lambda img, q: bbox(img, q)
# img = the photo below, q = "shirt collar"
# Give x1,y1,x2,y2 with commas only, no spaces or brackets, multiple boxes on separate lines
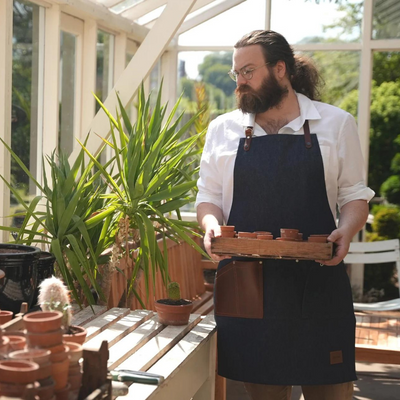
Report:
240,92,321,132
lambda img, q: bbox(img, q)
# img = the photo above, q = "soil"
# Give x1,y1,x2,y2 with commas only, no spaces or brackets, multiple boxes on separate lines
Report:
157,299,192,306
65,325,82,335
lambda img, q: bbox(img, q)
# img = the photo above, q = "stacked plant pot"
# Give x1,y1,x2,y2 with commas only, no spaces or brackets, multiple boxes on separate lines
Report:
64,341,82,400
23,311,70,400
0,358,40,398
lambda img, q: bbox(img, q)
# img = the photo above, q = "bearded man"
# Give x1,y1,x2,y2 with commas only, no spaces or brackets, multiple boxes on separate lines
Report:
196,30,374,400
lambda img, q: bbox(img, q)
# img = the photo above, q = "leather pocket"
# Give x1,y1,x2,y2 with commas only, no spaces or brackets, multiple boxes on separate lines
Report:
215,260,263,319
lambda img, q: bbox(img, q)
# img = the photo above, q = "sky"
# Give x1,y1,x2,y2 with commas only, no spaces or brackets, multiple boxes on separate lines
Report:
177,0,361,79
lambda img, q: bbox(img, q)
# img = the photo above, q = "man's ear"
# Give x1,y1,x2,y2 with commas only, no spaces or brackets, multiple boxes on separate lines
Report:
274,60,287,80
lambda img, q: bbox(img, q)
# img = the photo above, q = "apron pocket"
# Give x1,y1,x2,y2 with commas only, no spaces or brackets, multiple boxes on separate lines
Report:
302,263,354,319
215,260,263,319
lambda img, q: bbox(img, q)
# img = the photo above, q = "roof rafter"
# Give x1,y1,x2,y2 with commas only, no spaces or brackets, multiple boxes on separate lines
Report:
177,0,246,34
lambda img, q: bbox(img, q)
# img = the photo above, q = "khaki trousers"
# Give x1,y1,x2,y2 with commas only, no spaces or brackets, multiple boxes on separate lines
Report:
244,382,354,400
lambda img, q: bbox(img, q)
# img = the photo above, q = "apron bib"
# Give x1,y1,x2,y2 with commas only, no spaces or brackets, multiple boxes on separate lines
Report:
214,121,357,385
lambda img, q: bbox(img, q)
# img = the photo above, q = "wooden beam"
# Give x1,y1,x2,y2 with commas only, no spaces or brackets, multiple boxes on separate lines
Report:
68,0,197,162
177,0,246,34
121,0,167,19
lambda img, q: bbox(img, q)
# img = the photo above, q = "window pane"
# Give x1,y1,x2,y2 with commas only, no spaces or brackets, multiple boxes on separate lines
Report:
12,0,41,226
373,0,400,39
59,31,76,157
271,0,363,44
300,51,361,109
178,0,265,47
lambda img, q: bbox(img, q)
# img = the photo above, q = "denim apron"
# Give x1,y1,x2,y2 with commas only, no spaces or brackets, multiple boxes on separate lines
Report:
214,120,357,385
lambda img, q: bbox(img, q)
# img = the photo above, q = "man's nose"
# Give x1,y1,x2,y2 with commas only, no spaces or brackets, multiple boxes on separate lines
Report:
236,74,247,86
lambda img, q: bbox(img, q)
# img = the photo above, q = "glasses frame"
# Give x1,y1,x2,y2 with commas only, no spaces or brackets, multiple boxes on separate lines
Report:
228,62,270,82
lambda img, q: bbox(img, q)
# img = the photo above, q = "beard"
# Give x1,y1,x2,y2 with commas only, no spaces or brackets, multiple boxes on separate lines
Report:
236,72,289,114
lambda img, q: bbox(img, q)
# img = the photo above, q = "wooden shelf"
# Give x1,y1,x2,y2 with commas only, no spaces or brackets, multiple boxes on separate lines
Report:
211,237,333,261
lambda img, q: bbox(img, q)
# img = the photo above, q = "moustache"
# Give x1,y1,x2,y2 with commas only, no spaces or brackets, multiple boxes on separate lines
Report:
235,85,254,94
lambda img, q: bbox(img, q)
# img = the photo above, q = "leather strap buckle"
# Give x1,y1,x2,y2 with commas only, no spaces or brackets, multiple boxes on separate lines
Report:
244,127,253,151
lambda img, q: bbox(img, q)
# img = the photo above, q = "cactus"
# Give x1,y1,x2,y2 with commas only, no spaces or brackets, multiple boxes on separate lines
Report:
38,276,72,329
167,282,181,301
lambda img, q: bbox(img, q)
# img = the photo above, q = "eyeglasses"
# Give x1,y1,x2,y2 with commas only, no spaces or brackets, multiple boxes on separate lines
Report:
228,62,270,82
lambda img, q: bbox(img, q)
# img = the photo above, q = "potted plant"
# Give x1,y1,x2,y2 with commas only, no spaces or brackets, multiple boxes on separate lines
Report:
0,142,115,307
38,276,87,345
154,281,193,325
78,82,208,307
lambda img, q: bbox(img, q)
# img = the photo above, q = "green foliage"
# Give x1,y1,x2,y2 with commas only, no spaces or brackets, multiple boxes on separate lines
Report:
0,139,114,307
371,207,400,239
380,175,400,205
82,83,208,304
167,282,181,301
340,80,400,194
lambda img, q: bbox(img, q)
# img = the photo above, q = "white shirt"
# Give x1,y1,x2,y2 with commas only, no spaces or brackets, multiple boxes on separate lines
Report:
195,92,375,224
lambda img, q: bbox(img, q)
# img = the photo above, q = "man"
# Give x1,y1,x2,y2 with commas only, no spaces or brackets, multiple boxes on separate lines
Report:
195,30,375,400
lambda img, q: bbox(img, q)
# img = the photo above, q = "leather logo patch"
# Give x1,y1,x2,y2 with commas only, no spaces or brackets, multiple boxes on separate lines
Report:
330,350,343,365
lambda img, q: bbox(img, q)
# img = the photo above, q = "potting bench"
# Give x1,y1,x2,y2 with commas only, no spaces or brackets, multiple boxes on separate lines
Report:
74,305,217,400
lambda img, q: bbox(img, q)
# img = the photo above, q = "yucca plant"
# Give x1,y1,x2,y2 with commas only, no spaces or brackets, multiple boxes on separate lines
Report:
79,82,207,307
0,140,115,306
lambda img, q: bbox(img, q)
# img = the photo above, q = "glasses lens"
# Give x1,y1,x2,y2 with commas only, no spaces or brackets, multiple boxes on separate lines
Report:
228,71,237,82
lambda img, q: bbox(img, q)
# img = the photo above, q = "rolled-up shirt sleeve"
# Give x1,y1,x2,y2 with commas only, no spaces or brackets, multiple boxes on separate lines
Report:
337,113,375,210
195,121,223,210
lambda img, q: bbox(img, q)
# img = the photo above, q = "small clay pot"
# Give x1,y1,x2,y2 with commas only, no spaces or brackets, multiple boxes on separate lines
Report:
68,364,80,376
254,231,271,235
9,349,52,381
3,335,27,351
220,231,235,238
63,326,87,345
49,345,69,363
23,311,63,334
63,342,82,364
0,310,13,325
257,234,273,240
0,381,40,397
68,371,82,391
0,359,39,384
26,329,63,348
297,233,303,241
237,232,257,239
54,382,70,400
280,228,299,239
37,377,55,400
154,300,193,326
220,226,235,232
276,237,297,242
51,358,70,390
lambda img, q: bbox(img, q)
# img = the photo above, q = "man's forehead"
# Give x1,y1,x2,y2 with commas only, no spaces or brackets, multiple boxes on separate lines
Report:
233,45,264,67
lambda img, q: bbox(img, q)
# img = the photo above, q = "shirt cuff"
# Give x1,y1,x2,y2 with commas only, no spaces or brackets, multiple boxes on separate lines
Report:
337,183,375,211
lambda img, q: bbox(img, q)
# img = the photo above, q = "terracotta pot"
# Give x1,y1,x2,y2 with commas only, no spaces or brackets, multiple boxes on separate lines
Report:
51,358,70,390
26,329,63,348
3,335,27,351
9,349,51,380
0,359,39,384
54,382,70,400
220,226,235,232
155,300,193,326
220,231,235,238
254,231,271,235
0,310,13,325
62,326,87,345
237,232,257,239
68,364,80,376
0,381,39,397
297,233,303,241
63,342,82,364
49,345,69,363
276,237,297,241
68,371,82,391
23,311,63,333
280,228,299,239
37,377,55,400
257,234,273,240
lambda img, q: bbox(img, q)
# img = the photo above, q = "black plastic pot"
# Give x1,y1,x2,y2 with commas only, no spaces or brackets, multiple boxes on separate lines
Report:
0,244,40,314
31,251,56,308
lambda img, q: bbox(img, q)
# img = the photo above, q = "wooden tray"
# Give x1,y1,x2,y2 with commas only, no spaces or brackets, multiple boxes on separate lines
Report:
211,237,333,261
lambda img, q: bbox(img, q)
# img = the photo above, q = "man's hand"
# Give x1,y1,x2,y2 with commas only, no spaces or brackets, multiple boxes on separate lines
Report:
315,228,351,266
204,224,231,262
315,200,369,266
